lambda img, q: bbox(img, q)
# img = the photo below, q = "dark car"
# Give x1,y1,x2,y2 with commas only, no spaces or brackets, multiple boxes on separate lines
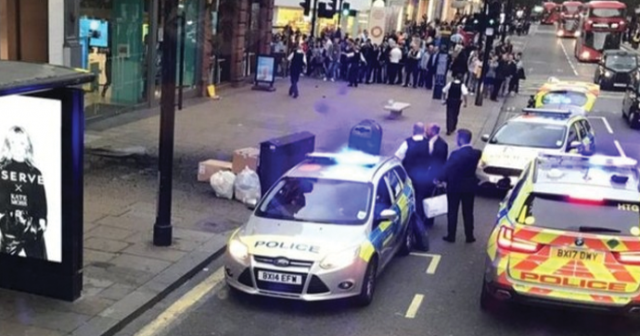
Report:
622,73,640,129
594,51,639,90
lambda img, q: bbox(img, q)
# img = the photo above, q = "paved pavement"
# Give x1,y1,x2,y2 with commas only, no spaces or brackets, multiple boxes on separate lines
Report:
108,25,640,336
1,56,504,336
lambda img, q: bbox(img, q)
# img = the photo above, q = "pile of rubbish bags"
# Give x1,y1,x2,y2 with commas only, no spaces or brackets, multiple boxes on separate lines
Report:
209,167,260,204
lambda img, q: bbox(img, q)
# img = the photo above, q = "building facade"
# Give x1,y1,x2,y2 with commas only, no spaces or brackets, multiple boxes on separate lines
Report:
1,0,275,120
273,0,373,37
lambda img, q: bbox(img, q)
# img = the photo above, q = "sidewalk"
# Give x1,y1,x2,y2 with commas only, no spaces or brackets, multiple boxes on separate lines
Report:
0,78,505,336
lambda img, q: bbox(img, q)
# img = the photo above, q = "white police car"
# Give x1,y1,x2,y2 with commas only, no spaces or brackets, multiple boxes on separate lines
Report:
225,150,417,306
477,106,596,189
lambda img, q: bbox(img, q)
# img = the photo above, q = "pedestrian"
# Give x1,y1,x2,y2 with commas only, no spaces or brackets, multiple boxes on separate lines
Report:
395,123,430,226
441,73,469,135
425,46,438,90
423,123,448,227
347,44,366,87
436,129,482,243
287,43,306,98
388,40,402,85
403,43,421,87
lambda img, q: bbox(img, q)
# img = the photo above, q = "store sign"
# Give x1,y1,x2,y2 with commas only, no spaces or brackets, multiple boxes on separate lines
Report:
368,7,387,45
255,55,276,84
0,95,62,263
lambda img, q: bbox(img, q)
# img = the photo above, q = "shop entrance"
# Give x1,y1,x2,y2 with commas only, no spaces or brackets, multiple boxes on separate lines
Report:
0,0,49,62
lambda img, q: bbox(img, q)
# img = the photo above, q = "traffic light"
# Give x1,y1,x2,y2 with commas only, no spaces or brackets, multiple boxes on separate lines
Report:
318,3,335,19
300,0,311,16
342,2,350,16
487,0,501,28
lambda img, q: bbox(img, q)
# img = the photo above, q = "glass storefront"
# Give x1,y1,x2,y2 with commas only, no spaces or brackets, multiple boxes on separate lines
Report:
273,7,362,37
80,0,202,120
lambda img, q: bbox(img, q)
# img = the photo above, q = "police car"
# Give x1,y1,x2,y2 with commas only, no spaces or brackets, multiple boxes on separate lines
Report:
482,153,640,314
225,150,416,306
477,106,596,189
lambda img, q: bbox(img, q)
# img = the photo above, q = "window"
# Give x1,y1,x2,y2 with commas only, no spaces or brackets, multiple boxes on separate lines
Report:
567,124,578,142
373,178,393,227
574,121,588,139
584,31,622,51
255,177,373,225
589,8,625,18
579,120,592,134
490,122,567,149
518,194,640,236
386,170,403,199
604,55,638,71
393,166,408,184
541,91,588,106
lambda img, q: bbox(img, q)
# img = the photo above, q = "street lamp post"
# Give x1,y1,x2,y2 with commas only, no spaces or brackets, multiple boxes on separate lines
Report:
154,0,179,246
501,0,513,43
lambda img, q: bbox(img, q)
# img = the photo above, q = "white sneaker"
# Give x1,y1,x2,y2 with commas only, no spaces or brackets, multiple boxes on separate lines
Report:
331,78,335,82
323,77,327,81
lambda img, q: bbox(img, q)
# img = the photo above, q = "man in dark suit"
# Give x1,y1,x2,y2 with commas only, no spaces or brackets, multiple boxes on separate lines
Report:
423,123,448,226
437,129,481,243
425,46,439,90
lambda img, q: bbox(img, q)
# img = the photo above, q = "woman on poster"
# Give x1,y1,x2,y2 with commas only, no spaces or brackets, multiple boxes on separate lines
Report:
0,126,48,260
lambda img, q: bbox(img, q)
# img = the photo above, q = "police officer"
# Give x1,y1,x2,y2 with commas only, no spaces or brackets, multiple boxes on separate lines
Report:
442,73,469,135
287,43,307,98
347,43,367,87
395,122,431,225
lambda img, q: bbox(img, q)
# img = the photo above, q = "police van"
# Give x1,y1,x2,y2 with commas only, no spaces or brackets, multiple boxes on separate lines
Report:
224,150,417,306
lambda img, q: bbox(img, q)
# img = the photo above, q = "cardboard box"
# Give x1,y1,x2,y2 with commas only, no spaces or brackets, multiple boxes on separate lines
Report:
198,159,232,182
232,147,260,174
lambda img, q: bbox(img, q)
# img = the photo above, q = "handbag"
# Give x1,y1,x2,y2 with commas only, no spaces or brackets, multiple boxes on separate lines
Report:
423,186,448,219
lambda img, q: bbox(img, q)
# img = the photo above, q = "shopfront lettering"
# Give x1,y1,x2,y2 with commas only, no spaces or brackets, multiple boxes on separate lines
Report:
1,170,44,185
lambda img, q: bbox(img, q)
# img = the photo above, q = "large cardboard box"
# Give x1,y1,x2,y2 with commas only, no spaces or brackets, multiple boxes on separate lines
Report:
232,147,260,174
198,159,232,182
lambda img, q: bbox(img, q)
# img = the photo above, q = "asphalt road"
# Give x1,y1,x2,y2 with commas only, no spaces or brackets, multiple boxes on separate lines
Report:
116,26,640,336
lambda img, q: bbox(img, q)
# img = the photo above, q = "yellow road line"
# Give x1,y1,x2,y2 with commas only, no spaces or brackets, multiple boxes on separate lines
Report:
134,267,225,336
410,253,441,274
404,294,424,319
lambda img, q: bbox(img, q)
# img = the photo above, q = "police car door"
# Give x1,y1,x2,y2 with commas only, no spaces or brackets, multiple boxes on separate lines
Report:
565,122,580,153
372,173,398,266
386,169,407,251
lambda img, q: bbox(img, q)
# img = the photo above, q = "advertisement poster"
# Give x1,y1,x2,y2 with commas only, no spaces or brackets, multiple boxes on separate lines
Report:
0,95,62,263
255,56,275,83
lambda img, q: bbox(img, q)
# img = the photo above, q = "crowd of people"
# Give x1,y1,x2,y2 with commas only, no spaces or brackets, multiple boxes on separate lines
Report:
273,15,527,102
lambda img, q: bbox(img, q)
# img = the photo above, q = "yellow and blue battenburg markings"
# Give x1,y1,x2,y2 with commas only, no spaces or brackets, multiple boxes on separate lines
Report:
361,181,414,261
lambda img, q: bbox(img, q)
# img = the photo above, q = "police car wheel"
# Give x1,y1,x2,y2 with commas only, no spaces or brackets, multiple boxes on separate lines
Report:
629,112,640,129
480,280,501,312
355,259,378,307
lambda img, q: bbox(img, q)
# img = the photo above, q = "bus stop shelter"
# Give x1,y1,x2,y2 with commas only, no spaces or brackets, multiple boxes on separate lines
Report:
0,61,94,301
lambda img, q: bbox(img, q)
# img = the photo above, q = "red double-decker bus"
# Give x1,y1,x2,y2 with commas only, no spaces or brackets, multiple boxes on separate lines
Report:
557,1,583,37
541,2,560,25
575,1,627,62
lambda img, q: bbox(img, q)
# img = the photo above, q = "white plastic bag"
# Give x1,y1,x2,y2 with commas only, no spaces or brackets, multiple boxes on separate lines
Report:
210,170,236,199
234,167,261,203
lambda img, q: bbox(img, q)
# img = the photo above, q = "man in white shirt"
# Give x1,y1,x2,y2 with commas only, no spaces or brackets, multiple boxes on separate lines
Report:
442,74,469,135
388,40,403,85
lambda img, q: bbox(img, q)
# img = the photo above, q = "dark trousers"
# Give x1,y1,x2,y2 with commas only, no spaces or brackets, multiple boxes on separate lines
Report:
491,78,504,100
446,191,475,240
289,72,300,97
509,77,520,93
373,66,383,83
404,64,419,87
387,63,399,84
446,100,462,134
425,70,434,89
348,65,360,87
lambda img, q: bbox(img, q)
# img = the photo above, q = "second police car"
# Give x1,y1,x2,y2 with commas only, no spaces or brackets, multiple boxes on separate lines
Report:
482,153,640,314
527,77,600,112
477,106,596,189
225,150,416,306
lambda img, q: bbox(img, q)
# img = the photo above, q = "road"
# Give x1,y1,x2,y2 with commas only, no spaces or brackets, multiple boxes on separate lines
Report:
115,25,640,336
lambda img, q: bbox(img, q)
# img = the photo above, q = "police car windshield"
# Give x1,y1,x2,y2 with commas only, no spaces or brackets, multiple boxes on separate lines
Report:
490,122,566,149
255,177,373,225
541,91,588,106
605,55,638,70
518,193,640,236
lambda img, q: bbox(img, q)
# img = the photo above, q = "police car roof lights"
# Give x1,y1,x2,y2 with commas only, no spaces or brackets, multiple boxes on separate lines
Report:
522,107,577,118
305,151,381,167
537,153,638,169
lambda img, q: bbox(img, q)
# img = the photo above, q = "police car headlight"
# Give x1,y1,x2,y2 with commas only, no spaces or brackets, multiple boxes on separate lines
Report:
320,247,360,270
228,240,249,263
604,71,612,78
